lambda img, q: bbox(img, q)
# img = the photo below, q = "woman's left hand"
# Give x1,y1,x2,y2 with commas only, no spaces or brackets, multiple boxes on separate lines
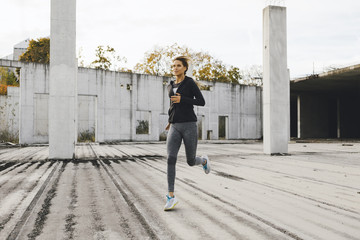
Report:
170,93,181,104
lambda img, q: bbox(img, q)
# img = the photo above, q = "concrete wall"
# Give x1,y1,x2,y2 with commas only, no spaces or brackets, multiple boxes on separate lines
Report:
0,60,263,144
198,83,262,140
0,87,19,140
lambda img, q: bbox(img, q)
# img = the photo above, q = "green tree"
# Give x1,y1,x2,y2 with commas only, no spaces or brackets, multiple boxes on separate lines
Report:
90,45,128,71
19,37,50,64
227,66,242,84
134,43,242,84
0,67,18,86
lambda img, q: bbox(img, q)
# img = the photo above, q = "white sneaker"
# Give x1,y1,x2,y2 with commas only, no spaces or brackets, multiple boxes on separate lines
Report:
202,155,211,174
164,195,178,211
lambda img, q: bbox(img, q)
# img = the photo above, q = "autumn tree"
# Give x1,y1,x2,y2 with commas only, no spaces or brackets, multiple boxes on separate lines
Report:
90,45,128,71
134,43,191,76
134,43,243,84
19,37,50,64
0,67,19,95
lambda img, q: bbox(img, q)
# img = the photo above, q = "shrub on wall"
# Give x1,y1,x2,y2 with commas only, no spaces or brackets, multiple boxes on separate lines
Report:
0,129,19,143
77,129,95,142
136,120,149,134
0,84,7,95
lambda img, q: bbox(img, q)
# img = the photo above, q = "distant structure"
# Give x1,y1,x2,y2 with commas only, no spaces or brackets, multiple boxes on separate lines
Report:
13,39,30,61
290,64,360,139
1,39,30,61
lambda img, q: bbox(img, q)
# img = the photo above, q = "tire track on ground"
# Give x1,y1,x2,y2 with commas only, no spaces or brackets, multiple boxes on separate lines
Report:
139,159,304,240
26,161,67,240
2,147,40,162
156,158,360,239
176,156,360,217
0,162,39,190
0,162,27,174
6,161,61,240
89,144,161,240
83,162,106,239
209,161,360,216
0,148,19,157
222,158,359,190
94,162,145,239
64,162,79,240
135,158,293,240
98,159,161,240
106,159,210,239
0,162,55,233
114,159,259,240
209,154,359,185
0,162,32,188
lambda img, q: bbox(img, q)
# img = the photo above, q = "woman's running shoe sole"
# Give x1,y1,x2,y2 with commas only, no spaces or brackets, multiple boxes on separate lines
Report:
164,195,178,211
202,155,211,174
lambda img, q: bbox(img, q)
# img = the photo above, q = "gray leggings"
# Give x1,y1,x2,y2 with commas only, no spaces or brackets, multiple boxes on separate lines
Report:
167,122,204,192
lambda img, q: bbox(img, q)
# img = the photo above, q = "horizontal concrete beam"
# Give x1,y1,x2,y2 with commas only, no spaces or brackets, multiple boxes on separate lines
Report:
0,59,22,68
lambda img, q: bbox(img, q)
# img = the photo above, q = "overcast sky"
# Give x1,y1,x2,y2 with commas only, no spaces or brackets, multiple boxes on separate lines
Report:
1,0,360,78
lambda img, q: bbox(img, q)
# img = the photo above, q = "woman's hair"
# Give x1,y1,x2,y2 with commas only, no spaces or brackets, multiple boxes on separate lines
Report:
172,55,204,88
173,56,190,75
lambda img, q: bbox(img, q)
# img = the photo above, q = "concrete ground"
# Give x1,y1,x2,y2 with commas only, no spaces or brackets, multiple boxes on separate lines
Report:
0,141,359,240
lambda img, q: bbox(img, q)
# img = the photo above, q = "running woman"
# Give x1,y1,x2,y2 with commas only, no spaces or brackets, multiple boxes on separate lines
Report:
164,56,211,211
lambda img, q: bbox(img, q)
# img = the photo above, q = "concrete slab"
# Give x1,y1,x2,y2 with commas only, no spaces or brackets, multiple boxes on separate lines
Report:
0,141,359,239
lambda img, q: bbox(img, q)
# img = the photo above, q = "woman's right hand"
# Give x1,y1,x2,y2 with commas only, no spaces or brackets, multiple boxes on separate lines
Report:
165,123,170,131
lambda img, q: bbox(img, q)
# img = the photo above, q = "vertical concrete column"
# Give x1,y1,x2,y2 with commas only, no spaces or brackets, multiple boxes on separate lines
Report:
130,74,138,141
337,97,341,138
297,95,301,138
263,6,289,154
49,0,77,159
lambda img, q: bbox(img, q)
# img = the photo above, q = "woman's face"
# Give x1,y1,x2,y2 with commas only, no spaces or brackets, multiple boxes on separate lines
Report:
172,60,187,77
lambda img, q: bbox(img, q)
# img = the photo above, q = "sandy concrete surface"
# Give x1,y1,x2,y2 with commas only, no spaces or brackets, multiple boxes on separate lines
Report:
0,141,359,239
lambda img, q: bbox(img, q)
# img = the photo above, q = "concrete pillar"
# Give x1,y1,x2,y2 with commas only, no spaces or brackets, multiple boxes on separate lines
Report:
262,6,289,154
297,95,301,139
337,97,340,138
49,0,77,159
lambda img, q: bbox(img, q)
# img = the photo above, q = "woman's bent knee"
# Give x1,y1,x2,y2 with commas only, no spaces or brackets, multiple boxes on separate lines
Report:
167,155,177,165
187,158,195,166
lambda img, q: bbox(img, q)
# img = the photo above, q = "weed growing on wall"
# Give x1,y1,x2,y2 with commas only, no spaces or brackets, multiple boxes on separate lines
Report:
0,129,19,143
136,120,149,134
77,129,95,142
